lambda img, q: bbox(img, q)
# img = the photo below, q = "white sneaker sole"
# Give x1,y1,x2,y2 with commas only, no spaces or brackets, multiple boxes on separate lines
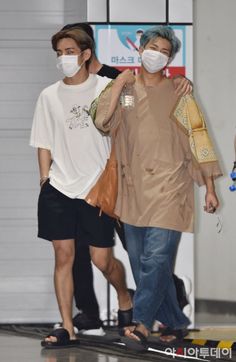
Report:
74,326,106,336
53,323,105,336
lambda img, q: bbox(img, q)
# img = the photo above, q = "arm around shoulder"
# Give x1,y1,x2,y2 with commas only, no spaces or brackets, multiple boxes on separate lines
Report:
172,75,193,96
91,70,135,133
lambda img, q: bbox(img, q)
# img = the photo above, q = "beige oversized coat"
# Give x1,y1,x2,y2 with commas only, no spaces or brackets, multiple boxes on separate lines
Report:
94,78,222,232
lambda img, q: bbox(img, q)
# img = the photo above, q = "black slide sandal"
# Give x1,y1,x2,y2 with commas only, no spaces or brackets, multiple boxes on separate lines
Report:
41,328,80,349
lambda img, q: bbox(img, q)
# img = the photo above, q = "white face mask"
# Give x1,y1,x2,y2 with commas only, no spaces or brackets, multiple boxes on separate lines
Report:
141,49,169,73
56,54,83,78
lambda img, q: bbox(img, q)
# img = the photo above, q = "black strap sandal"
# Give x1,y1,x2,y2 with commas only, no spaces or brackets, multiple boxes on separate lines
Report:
160,327,189,341
41,328,80,349
117,308,133,328
121,328,149,352
119,324,137,337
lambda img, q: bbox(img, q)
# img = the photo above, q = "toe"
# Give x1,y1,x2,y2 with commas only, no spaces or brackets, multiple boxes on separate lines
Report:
160,335,177,342
129,332,140,341
124,326,136,336
45,336,57,343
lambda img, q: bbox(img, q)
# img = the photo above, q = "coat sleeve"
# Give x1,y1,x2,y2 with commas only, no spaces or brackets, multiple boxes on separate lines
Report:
89,80,122,135
171,94,223,186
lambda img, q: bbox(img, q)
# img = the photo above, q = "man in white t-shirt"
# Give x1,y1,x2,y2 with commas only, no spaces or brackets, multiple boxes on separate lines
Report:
30,28,132,348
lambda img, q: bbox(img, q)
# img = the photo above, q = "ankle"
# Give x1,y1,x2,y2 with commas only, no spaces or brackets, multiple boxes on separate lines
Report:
118,290,132,310
62,321,75,338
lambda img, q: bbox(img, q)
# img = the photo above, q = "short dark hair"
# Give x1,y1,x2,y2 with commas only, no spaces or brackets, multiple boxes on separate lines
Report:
51,28,95,69
61,23,94,42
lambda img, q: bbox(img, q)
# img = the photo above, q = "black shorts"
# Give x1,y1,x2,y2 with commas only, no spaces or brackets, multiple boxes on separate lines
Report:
37,180,115,248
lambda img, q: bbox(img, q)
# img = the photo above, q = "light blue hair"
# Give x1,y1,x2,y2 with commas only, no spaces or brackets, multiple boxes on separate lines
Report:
140,26,181,60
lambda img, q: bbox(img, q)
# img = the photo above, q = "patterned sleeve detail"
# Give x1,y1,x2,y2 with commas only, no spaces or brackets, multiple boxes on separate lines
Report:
171,94,218,164
89,80,114,123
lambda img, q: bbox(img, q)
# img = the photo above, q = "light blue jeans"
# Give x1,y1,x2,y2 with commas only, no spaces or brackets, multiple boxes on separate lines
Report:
124,224,190,330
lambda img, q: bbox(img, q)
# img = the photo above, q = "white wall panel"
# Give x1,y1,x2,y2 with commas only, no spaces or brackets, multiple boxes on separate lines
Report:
0,174,38,190
1,245,51,261
0,28,59,41
109,0,166,23
0,135,32,154
169,0,193,23
0,278,55,294
1,193,36,209
0,0,64,11
0,68,58,83
194,0,236,301
0,260,52,277
88,0,107,22
0,208,35,220
0,84,49,103
0,12,64,28
0,48,56,66
0,155,37,172
0,0,65,323
64,0,87,23
1,104,35,119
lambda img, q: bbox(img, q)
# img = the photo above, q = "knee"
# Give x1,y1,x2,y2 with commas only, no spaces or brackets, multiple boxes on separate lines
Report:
92,254,112,274
54,245,74,269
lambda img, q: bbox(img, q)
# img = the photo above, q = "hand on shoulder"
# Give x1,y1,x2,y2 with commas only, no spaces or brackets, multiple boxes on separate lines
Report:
173,75,193,97
116,69,136,87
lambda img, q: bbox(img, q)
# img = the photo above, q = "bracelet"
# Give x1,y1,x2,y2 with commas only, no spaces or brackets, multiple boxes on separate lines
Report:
40,176,49,186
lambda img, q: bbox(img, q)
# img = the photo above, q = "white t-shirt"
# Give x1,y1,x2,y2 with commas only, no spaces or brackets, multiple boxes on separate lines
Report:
30,74,112,199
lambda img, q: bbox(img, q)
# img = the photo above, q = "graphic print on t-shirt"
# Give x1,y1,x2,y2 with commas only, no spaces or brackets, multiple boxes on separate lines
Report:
66,104,89,129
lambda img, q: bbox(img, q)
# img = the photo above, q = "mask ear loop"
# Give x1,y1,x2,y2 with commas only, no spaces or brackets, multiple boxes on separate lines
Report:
78,50,90,69
163,53,171,77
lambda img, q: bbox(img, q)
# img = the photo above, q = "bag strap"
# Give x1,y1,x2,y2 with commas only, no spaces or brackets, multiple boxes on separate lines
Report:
109,122,120,161
109,141,116,162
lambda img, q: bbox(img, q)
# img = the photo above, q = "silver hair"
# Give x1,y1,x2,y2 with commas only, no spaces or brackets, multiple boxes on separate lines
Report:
140,26,181,60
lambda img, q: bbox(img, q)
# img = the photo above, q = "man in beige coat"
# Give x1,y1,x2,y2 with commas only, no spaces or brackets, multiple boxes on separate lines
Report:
94,26,222,351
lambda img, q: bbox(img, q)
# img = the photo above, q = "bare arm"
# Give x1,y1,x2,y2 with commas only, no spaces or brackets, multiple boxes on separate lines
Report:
38,148,52,187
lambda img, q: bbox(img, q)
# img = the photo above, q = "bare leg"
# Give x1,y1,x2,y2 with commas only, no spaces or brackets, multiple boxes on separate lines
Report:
45,239,75,342
90,246,132,310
